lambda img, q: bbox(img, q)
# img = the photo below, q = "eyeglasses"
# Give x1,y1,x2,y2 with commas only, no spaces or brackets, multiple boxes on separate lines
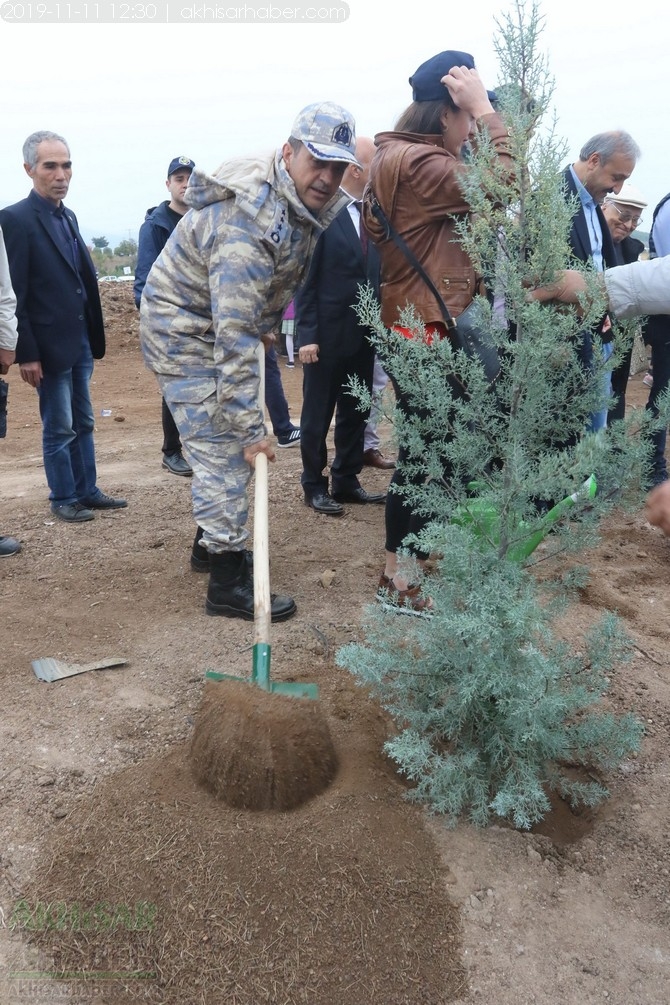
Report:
607,202,643,227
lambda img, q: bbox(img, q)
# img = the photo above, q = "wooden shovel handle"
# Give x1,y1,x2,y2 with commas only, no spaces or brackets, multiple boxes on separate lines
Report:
253,449,271,647
253,340,271,647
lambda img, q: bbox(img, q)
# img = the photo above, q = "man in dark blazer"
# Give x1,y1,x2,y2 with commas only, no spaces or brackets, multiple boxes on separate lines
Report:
562,130,639,431
296,136,386,516
0,130,126,522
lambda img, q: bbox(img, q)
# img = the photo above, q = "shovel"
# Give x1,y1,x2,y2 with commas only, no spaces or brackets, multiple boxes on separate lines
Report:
205,342,317,697
191,341,336,811
31,656,128,683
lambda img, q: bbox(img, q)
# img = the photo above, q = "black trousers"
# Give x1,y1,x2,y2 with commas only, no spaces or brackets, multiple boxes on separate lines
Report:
161,397,182,455
300,345,374,497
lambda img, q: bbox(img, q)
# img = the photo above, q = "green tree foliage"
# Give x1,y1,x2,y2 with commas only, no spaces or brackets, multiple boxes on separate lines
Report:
337,0,648,829
91,236,108,249
114,238,138,258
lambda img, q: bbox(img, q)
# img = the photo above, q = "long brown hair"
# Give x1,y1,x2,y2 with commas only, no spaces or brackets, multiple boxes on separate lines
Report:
394,97,455,135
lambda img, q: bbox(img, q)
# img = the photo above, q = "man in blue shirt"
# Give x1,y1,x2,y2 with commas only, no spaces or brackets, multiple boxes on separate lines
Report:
562,130,640,432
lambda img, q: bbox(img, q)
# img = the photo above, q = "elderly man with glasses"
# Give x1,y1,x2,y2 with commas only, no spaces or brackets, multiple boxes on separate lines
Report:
602,186,646,240
601,182,648,423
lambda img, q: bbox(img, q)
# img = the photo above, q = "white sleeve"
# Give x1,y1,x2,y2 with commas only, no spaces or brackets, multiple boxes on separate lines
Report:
0,226,18,351
605,256,670,319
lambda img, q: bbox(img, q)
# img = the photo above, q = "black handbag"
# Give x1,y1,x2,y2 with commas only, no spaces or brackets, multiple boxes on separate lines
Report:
369,196,501,384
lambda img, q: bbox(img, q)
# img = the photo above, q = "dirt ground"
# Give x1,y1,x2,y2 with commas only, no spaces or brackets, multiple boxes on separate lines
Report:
1,283,670,1004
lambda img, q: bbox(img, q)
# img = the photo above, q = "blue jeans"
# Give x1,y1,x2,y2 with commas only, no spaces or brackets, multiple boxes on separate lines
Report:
264,346,293,436
37,338,99,506
588,340,614,433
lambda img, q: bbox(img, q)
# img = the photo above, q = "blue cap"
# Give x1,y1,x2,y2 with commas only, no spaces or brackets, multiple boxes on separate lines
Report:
167,156,195,178
409,50,496,104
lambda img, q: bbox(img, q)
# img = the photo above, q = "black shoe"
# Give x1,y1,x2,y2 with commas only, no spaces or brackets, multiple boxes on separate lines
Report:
305,491,344,516
0,535,21,556
51,503,95,523
332,486,386,505
206,585,296,621
80,492,127,510
162,452,193,477
205,551,292,621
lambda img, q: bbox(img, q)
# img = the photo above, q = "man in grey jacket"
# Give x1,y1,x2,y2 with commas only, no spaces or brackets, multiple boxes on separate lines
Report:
530,257,670,320
531,257,670,532
140,101,359,621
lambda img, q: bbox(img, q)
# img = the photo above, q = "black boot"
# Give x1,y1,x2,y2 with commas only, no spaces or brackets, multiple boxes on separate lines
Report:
191,526,209,572
205,551,296,622
191,527,254,575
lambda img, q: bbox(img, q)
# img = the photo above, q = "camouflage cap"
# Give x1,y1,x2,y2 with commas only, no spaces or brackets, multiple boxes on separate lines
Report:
290,102,360,167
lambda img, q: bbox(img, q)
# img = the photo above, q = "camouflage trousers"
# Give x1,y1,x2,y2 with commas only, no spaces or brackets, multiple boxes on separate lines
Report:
158,376,253,553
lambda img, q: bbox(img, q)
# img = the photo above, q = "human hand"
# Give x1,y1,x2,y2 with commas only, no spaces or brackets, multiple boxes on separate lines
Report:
19,360,42,388
298,343,319,365
0,347,15,374
526,271,592,308
244,439,276,466
261,332,277,351
441,66,493,119
645,481,670,535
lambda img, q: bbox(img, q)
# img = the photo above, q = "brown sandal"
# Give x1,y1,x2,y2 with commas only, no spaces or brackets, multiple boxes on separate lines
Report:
376,573,432,617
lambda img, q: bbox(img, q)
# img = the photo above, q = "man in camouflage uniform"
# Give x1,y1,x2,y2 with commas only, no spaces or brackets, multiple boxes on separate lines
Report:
140,102,359,621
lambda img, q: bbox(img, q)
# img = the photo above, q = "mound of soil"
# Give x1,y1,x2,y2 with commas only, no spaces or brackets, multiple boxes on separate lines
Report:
190,679,339,810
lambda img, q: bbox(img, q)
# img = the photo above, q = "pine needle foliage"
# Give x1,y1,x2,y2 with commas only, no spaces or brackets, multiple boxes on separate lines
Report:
338,1,646,829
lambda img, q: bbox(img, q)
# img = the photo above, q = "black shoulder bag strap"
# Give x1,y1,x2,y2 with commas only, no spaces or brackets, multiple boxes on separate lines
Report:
368,193,501,384
368,195,461,341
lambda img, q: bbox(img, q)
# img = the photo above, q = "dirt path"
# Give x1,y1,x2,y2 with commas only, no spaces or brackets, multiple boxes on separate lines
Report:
1,284,669,1003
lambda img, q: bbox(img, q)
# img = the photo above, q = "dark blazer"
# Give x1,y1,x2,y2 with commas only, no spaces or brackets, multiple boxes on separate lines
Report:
562,167,618,269
295,204,382,496
295,205,380,357
562,167,618,344
0,190,105,372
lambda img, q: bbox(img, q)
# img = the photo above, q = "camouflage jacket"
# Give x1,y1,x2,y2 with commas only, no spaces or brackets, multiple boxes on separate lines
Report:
140,149,348,444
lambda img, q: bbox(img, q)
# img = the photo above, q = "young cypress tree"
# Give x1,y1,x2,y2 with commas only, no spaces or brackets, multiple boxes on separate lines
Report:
337,0,648,830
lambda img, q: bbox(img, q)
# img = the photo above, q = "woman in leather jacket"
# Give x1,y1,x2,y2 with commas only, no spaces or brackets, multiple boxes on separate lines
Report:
363,49,514,614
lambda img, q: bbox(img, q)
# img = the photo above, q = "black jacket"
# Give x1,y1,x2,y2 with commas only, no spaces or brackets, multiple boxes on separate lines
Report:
295,206,380,358
134,200,182,309
562,166,618,341
0,191,105,371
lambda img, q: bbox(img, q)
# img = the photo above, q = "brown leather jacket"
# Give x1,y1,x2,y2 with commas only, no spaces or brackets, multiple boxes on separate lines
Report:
362,113,514,328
